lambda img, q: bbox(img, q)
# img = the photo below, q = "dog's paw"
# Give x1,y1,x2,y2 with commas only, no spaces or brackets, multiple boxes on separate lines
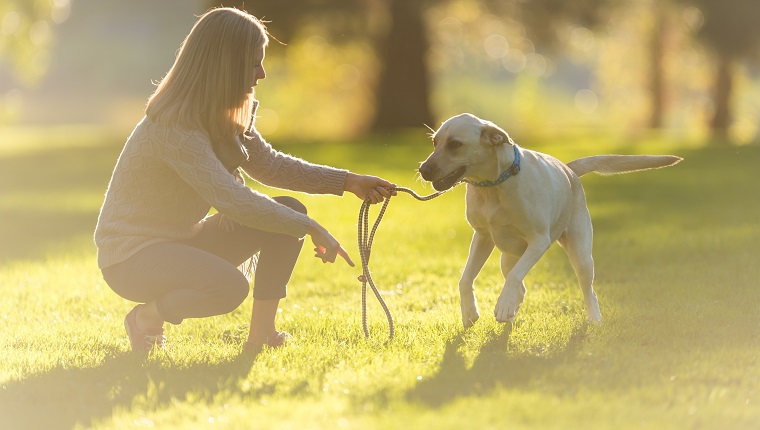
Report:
494,287,523,322
494,303,517,322
460,299,480,328
586,304,602,323
585,293,602,323
462,308,480,328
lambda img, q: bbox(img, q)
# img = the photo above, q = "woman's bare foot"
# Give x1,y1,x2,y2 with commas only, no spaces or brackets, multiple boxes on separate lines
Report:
246,298,285,349
244,330,292,349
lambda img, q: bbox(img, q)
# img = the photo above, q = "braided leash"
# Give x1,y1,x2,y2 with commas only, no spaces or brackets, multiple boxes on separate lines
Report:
357,186,451,342
356,147,521,341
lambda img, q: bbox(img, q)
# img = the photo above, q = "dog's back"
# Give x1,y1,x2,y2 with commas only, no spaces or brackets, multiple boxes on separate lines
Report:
567,155,682,177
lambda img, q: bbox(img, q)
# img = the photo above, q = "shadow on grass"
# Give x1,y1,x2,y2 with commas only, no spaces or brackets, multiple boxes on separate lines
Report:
407,324,588,408
0,347,261,430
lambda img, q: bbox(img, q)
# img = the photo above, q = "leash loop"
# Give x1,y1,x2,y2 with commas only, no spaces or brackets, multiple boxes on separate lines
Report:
357,186,448,342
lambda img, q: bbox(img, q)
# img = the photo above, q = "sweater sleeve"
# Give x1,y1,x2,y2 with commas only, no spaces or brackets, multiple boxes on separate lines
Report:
155,130,312,238
239,130,348,195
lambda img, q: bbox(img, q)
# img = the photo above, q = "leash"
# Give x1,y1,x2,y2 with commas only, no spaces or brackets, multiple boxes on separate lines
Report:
356,145,521,342
357,186,450,342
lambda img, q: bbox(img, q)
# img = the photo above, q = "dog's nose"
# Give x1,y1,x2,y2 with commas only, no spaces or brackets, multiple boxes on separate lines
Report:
419,162,434,180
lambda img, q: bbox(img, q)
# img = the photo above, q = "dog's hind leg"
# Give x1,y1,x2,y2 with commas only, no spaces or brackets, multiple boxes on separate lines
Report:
559,208,602,322
459,231,495,328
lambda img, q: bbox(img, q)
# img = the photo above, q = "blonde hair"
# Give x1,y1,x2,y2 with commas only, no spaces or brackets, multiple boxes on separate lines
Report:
146,7,268,156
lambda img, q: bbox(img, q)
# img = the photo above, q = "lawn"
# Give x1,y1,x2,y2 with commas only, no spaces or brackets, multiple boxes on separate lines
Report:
0,126,758,429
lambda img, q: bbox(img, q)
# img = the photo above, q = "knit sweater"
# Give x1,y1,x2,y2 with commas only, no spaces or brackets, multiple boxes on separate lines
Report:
94,116,348,269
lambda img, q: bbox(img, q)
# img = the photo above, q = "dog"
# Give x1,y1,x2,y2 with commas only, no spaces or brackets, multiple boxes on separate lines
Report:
419,113,682,327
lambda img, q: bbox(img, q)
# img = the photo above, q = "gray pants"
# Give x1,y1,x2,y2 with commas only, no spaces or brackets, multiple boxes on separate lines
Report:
101,196,306,325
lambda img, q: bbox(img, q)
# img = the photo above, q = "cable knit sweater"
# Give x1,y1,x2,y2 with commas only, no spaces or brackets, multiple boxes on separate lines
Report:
94,116,348,269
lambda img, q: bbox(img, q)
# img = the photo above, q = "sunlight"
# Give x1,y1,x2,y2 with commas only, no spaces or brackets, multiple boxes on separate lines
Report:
1,2,759,429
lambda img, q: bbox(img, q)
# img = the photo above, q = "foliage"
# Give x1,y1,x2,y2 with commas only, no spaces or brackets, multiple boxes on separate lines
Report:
1,126,759,429
483,0,614,52
211,0,616,132
677,0,760,138
684,0,760,58
0,0,70,85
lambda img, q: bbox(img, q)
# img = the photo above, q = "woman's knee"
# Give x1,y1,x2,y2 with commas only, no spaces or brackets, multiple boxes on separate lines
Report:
155,265,250,323
218,270,250,312
273,196,307,215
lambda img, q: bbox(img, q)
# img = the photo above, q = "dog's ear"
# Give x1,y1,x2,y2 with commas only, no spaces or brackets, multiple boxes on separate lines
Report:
480,122,512,146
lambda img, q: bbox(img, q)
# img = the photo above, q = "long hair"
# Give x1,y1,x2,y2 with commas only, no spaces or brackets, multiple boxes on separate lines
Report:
145,7,268,168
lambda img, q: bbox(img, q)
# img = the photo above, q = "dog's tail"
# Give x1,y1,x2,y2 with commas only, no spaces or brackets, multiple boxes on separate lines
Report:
567,154,682,177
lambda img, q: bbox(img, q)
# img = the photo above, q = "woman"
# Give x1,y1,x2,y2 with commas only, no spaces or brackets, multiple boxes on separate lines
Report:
94,7,395,352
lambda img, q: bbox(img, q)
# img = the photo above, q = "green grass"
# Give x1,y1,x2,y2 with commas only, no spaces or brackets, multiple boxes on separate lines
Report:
1,126,759,429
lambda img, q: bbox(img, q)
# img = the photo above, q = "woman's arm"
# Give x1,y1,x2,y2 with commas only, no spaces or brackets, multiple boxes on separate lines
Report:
242,132,397,202
240,131,347,195
156,130,355,266
156,131,312,238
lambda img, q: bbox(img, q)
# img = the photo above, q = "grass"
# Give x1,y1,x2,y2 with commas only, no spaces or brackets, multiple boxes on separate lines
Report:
0,126,758,429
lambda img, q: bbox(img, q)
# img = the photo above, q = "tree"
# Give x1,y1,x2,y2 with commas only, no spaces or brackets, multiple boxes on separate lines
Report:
211,0,613,133
638,0,681,130
0,0,69,86
647,2,668,129
371,0,432,130
682,0,760,141
485,0,613,50
210,0,433,132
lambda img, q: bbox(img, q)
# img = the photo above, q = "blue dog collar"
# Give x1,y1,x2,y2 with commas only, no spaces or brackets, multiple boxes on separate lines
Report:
464,145,521,187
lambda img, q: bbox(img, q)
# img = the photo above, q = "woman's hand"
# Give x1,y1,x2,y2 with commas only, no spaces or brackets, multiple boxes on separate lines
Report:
344,172,397,204
307,219,355,267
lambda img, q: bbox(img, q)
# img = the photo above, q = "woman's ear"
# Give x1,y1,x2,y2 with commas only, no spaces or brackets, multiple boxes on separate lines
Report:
480,122,511,146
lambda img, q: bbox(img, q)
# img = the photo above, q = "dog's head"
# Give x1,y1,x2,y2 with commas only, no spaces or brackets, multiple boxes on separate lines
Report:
419,113,514,191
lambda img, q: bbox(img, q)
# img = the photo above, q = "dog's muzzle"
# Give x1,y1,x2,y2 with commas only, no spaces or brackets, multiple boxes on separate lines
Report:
419,162,466,191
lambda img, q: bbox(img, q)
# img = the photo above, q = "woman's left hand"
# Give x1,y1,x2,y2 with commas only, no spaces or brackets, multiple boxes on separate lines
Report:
344,172,397,204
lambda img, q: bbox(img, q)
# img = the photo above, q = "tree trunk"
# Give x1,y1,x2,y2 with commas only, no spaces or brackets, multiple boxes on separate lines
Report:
371,0,433,131
710,53,734,142
648,6,666,129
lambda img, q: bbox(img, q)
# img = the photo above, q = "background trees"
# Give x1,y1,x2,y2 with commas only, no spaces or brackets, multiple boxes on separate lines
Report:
2,1,758,143
0,0,70,86
215,0,614,133
209,0,435,132
681,0,760,140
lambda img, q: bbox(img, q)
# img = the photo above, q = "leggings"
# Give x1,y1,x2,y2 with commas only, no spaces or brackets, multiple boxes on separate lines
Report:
101,196,307,325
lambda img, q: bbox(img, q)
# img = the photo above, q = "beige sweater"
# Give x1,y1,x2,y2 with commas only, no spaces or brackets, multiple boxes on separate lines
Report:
94,116,347,269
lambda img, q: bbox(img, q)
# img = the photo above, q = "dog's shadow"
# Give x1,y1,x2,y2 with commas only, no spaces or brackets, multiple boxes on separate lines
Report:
407,323,588,407
0,346,261,430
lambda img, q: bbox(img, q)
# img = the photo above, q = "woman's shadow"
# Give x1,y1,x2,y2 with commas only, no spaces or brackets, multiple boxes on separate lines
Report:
0,345,261,430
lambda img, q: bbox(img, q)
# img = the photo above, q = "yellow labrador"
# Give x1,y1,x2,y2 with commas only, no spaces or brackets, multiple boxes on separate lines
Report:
419,113,682,327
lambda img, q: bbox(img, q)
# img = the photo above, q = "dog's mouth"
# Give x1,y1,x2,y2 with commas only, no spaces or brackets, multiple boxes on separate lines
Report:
432,166,466,191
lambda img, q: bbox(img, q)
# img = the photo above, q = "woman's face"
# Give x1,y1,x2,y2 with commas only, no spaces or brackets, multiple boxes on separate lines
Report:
251,45,266,90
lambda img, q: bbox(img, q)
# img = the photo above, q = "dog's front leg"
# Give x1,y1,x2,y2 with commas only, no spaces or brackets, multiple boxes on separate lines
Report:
459,231,494,328
495,237,551,322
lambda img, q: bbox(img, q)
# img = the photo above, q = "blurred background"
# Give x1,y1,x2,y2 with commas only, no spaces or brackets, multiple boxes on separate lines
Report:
1,0,759,144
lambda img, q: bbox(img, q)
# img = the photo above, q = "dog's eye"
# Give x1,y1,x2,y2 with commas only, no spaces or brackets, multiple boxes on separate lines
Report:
447,140,462,150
